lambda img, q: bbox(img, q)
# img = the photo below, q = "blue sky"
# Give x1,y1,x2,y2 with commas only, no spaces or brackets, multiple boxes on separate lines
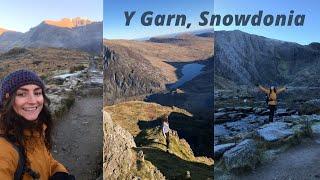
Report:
103,0,213,39
214,0,320,45
0,0,102,33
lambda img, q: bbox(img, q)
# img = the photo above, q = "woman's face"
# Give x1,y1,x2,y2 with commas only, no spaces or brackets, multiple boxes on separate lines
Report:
13,84,44,121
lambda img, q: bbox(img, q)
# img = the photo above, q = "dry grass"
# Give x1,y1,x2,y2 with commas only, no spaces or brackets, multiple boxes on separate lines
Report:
0,47,89,79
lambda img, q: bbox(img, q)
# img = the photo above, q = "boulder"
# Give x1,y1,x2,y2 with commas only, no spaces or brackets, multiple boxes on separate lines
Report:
275,108,289,117
222,139,259,172
234,106,253,113
228,112,247,120
214,112,228,120
257,122,294,142
311,123,320,134
214,125,229,137
299,99,320,115
214,143,236,159
225,121,254,133
253,107,265,114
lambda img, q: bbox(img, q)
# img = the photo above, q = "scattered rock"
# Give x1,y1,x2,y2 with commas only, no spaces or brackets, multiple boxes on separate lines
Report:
222,139,259,172
257,122,294,142
214,125,229,137
234,106,253,113
311,123,320,134
214,143,236,159
299,99,320,115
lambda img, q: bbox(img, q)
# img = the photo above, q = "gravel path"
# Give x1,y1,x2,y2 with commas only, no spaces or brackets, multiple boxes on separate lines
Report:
52,96,103,180
238,138,320,180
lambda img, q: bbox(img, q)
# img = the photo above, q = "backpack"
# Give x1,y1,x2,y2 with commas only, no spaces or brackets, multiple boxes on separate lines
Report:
265,90,271,104
0,135,26,180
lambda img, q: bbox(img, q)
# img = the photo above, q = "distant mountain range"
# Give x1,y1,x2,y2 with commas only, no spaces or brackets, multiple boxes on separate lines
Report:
0,17,102,54
214,30,320,89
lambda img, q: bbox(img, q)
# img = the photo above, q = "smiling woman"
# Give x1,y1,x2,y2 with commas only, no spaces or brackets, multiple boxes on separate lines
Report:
13,85,44,121
0,69,75,180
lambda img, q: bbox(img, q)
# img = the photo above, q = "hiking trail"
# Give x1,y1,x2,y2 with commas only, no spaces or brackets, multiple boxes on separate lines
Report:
52,96,103,180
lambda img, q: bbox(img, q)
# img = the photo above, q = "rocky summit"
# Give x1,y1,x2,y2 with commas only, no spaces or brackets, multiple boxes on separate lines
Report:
0,18,102,54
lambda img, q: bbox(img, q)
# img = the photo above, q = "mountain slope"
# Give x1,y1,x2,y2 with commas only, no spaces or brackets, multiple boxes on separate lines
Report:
0,18,102,54
0,47,89,79
103,33,213,105
103,101,213,179
214,30,320,88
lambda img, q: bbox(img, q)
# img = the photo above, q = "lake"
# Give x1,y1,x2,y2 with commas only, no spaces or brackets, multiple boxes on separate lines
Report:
170,63,205,89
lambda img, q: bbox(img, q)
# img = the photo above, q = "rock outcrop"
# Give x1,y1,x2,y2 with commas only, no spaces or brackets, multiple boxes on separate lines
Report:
214,30,320,88
222,139,259,172
43,17,93,28
257,122,294,142
103,46,166,105
103,111,165,180
103,111,137,179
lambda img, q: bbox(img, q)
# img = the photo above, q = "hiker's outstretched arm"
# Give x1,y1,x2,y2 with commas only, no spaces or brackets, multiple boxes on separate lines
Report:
0,139,19,179
49,152,68,176
277,87,286,94
258,85,269,94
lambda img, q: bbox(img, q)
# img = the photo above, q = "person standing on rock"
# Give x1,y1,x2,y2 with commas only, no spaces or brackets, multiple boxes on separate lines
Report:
0,69,75,180
161,115,170,152
258,85,287,122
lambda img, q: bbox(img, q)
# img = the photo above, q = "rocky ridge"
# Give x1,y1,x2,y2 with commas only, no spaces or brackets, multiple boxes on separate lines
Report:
0,19,102,54
214,30,320,88
103,101,213,179
43,17,93,28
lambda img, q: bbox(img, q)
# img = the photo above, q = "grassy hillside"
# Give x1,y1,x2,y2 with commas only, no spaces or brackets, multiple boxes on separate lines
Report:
104,101,213,179
0,47,89,79
104,101,192,136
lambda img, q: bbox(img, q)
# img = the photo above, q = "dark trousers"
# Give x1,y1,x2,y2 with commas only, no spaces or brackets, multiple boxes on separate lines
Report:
269,105,276,122
165,132,170,149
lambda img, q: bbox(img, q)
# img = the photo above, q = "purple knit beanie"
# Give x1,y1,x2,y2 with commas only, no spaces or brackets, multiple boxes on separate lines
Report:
0,69,45,108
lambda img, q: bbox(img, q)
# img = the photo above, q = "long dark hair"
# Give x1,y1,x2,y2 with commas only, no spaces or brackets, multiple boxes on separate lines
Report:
0,91,52,148
269,87,277,94
0,90,53,178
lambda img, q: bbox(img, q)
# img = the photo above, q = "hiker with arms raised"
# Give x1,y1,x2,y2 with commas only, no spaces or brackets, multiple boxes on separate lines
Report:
0,69,75,180
258,85,287,123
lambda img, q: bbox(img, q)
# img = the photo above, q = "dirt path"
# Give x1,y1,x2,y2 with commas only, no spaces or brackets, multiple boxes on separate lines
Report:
238,138,320,180
52,96,103,180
